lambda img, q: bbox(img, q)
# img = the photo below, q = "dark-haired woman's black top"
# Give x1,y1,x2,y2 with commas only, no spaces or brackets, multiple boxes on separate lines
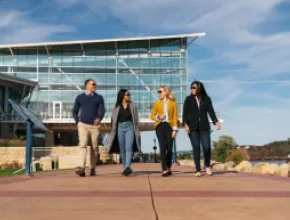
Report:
182,95,218,131
118,104,132,122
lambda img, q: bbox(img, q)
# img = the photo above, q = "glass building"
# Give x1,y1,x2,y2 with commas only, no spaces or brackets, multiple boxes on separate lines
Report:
0,33,205,145
0,73,37,139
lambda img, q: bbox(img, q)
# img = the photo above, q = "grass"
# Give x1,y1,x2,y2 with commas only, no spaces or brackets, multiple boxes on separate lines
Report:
0,168,74,178
0,163,112,178
0,169,25,178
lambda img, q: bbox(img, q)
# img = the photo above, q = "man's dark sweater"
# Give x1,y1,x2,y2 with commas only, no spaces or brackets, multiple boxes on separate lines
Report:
72,92,105,125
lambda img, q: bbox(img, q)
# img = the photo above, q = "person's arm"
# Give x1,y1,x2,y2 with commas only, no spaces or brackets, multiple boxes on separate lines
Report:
150,102,159,121
207,97,218,125
172,101,178,131
72,96,80,124
98,96,105,121
182,97,189,126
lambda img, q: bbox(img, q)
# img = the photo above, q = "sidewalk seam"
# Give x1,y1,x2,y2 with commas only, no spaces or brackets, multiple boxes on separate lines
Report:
147,173,159,220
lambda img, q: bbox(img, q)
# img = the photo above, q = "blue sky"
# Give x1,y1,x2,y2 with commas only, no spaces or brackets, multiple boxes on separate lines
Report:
1,0,290,152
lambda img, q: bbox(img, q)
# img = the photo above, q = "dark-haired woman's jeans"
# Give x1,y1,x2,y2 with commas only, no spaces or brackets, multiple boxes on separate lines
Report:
189,130,211,172
117,121,134,169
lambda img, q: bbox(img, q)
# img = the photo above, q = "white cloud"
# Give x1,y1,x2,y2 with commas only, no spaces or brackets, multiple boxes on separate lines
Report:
0,11,22,27
60,0,290,77
0,10,74,44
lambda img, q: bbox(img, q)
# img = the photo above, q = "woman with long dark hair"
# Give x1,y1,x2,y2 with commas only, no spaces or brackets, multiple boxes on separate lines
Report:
150,85,178,177
182,81,221,177
107,89,141,176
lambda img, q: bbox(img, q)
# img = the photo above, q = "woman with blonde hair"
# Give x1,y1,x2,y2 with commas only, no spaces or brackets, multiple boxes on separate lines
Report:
150,85,178,177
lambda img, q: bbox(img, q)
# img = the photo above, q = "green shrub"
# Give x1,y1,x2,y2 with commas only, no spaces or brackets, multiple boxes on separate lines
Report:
35,163,43,171
225,150,249,165
0,161,23,170
0,139,25,147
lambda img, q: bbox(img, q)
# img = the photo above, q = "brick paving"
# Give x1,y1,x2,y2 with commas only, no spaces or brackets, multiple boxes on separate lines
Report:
0,163,289,220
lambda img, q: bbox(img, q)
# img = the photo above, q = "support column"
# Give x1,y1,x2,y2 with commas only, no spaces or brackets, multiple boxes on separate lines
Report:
4,86,9,114
45,126,54,147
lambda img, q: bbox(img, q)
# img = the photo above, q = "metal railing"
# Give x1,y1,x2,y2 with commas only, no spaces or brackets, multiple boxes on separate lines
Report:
13,147,61,174
1,112,222,123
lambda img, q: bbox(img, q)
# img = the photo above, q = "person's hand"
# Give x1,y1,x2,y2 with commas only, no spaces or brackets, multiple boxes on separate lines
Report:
184,124,190,134
158,114,165,120
216,122,221,130
172,130,177,138
94,118,100,125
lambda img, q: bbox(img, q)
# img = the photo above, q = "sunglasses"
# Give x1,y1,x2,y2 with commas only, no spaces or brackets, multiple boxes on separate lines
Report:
158,90,163,94
125,93,131,96
92,83,96,87
191,87,197,90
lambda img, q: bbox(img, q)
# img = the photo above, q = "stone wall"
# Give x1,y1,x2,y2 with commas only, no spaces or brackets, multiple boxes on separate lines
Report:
0,146,119,170
0,147,26,166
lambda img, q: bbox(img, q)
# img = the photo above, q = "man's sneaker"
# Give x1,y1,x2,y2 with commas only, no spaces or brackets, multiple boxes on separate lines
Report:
75,167,85,177
90,169,96,176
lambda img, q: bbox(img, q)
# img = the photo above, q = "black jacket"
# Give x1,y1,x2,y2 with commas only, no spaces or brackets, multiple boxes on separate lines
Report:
182,95,218,131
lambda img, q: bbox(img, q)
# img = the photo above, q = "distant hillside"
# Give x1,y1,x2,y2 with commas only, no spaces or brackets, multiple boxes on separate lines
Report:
246,138,290,160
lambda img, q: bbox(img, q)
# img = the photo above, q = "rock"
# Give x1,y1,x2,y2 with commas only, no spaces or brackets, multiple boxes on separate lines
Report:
179,160,194,166
253,162,270,175
235,161,253,173
268,163,280,175
223,161,235,170
279,163,290,177
99,146,111,164
212,163,224,170
39,157,52,171
111,154,120,164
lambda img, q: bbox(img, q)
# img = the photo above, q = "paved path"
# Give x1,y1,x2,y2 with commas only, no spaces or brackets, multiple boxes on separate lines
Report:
0,163,289,220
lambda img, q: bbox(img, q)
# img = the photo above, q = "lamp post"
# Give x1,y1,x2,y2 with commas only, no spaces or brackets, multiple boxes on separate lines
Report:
153,139,157,163
172,138,177,164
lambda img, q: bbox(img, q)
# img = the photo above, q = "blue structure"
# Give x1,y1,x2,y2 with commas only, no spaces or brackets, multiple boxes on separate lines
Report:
8,99,48,176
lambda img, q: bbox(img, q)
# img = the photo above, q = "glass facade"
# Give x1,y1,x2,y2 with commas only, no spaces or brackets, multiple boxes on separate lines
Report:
0,86,4,115
0,38,188,122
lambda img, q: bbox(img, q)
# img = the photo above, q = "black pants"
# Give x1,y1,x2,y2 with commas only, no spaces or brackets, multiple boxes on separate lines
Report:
156,122,173,171
189,129,211,172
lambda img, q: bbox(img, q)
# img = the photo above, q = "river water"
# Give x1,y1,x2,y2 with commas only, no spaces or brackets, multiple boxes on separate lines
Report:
250,161,286,166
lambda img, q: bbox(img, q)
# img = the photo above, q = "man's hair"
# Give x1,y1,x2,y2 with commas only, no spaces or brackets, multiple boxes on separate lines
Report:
85,79,95,87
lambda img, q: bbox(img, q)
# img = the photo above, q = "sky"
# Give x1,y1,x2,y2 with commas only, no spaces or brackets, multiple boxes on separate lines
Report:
1,0,290,152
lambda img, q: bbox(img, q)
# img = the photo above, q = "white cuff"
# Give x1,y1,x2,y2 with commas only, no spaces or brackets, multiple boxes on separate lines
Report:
172,126,178,131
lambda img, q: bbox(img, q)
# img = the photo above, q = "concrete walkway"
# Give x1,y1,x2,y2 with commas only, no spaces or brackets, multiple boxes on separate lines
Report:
0,163,289,220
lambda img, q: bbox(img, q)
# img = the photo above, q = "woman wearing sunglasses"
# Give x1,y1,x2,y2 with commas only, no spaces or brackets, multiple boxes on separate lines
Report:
108,89,141,176
150,86,178,177
183,80,221,177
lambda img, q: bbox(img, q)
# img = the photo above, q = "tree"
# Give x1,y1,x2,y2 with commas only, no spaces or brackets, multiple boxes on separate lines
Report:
212,135,238,163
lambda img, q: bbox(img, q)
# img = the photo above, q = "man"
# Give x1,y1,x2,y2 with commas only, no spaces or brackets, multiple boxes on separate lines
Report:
73,79,105,177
